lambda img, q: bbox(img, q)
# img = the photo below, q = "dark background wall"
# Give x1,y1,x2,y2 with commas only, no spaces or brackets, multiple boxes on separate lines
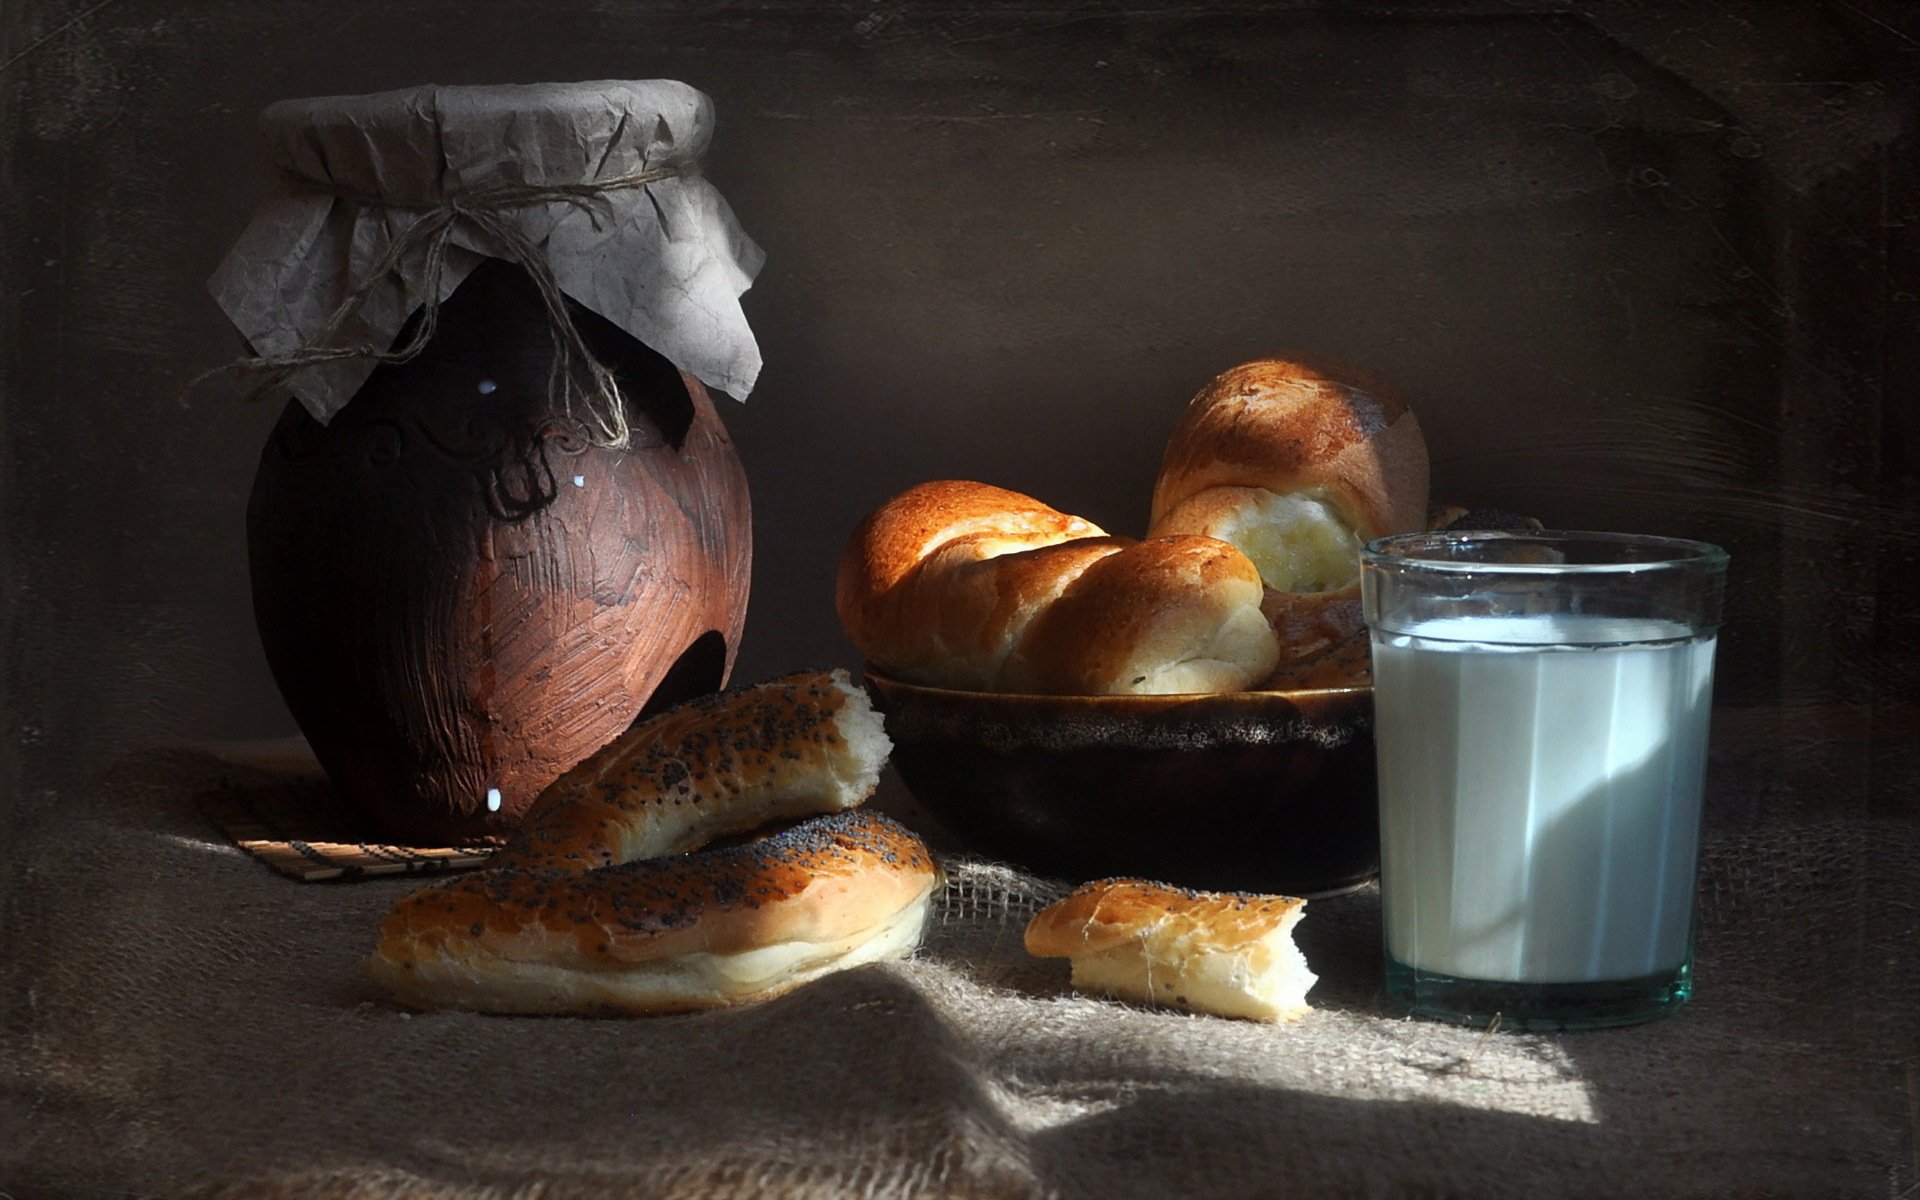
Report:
4,1,1916,818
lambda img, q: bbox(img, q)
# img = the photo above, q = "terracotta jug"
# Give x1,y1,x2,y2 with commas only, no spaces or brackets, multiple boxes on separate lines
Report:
247,259,751,841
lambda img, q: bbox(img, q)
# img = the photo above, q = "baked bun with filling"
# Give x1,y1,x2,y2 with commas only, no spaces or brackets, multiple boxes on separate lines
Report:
1149,359,1429,673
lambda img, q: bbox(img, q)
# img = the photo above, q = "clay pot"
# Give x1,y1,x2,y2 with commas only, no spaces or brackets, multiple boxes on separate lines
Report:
247,259,751,841
865,670,1378,898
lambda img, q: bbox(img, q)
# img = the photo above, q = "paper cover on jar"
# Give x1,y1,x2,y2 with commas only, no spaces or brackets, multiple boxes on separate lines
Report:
207,79,766,425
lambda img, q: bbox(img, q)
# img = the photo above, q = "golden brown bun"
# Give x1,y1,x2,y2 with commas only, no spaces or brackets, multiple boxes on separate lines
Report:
850,530,1133,691
1150,359,1429,539
364,670,932,1016
366,809,940,1015
1002,535,1278,696
1025,878,1316,1022
837,479,1106,617
1148,361,1429,676
837,481,1279,695
489,669,892,872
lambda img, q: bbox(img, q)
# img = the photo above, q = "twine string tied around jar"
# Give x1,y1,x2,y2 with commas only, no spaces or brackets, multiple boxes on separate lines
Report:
198,164,690,450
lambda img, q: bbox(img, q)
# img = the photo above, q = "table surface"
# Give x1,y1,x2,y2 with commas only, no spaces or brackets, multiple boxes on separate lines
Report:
2,732,1913,1199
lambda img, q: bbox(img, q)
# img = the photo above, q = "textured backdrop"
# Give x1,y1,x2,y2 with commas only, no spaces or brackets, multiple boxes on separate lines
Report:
4,2,1918,1195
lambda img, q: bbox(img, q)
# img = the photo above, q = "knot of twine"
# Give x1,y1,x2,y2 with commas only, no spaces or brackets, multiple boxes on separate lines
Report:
209,165,689,450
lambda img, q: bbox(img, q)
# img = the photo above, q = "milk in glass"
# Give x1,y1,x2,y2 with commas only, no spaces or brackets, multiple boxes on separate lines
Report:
1372,615,1716,984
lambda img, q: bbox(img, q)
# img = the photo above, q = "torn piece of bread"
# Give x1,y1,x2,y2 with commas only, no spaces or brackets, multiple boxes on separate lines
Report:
1024,878,1316,1022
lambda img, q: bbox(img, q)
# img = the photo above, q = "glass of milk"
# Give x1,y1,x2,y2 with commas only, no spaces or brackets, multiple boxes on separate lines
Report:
1360,530,1727,1030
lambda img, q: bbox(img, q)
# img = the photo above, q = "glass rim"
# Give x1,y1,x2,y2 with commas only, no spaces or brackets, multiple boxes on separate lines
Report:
1361,529,1729,576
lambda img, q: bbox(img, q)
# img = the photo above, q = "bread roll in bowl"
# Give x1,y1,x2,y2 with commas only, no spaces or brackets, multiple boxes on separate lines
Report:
1000,534,1282,696
1149,360,1430,671
837,481,1280,695
836,480,1126,691
1025,878,1316,1022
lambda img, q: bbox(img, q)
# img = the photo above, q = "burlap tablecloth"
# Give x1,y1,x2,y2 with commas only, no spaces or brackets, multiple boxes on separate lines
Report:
3,740,1914,1198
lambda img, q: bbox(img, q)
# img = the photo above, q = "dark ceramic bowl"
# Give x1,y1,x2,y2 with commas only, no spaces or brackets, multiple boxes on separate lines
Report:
864,669,1378,898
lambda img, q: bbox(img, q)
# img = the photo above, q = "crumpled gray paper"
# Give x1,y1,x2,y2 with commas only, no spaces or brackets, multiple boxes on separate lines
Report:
208,79,765,423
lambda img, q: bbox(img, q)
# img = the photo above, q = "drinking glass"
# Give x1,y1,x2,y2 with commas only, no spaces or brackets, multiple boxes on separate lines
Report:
1360,530,1728,1030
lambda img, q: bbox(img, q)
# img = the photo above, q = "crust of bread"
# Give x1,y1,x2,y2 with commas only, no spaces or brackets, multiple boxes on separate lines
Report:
836,479,1105,630
1148,359,1429,541
838,481,1279,695
365,671,933,1016
488,669,891,872
1025,878,1316,1022
366,808,940,1014
1002,535,1279,695
854,533,1133,691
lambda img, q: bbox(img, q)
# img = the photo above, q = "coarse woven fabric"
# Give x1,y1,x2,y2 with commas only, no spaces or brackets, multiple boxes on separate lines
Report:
1,744,1914,1200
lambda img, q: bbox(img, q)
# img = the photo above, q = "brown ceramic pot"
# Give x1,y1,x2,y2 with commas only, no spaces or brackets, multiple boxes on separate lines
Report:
247,259,751,841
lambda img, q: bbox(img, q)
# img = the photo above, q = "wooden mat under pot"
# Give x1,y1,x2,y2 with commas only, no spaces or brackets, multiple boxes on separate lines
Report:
197,765,501,882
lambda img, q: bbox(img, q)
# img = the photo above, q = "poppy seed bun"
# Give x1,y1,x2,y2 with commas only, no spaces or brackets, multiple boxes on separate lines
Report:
488,669,891,872
363,671,934,1016
366,809,939,1015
